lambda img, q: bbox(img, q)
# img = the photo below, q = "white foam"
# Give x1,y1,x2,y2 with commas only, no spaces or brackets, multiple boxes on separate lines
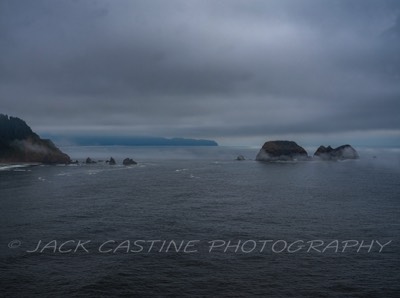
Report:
0,164,33,171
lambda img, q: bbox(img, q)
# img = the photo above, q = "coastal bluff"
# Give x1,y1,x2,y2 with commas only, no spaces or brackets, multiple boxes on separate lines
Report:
0,114,71,164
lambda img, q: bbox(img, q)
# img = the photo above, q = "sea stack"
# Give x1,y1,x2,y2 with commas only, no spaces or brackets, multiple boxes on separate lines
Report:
108,157,116,165
313,145,359,160
85,157,96,164
123,158,137,165
256,140,309,161
0,114,71,164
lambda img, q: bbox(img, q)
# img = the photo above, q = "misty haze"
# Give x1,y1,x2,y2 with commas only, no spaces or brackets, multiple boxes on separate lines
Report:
1,1,399,297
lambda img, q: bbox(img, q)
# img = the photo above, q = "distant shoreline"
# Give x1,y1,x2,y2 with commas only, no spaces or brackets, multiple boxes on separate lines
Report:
44,136,219,147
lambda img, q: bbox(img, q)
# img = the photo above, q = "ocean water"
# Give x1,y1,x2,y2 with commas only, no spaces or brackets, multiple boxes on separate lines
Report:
1,146,399,297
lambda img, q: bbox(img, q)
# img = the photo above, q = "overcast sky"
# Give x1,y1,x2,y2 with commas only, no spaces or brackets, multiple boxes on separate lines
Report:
1,0,399,146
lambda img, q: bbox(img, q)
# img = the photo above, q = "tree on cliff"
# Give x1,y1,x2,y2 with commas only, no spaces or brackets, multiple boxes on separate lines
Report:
0,114,34,141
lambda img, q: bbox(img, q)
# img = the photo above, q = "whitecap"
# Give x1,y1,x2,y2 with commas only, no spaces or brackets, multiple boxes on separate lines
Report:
0,164,32,171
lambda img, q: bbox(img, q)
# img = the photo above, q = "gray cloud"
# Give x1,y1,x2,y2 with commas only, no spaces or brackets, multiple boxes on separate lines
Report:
1,0,399,146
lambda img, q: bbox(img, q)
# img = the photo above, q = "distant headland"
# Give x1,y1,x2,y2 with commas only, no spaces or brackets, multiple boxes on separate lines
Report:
45,135,219,147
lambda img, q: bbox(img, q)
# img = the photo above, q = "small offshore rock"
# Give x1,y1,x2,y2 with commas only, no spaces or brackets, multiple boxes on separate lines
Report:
123,158,137,165
107,157,116,165
236,155,245,161
85,157,96,164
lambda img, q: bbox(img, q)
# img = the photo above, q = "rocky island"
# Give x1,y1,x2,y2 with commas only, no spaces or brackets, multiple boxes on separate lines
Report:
256,140,359,162
313,145,359,160
256,140,309,161
0,114,71,164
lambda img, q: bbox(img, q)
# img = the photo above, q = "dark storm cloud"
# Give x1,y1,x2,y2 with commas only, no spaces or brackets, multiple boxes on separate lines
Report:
1,0,399,145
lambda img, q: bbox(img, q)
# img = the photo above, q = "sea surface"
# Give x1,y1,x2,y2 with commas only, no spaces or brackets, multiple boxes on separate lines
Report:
1,146,399,297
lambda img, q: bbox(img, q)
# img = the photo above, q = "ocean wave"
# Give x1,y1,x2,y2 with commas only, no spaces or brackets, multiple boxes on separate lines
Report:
0,164,39,171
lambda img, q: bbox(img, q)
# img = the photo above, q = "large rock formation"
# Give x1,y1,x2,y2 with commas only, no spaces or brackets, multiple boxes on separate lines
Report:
314,145,359,160
256,140,309,161
0,114,71,164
